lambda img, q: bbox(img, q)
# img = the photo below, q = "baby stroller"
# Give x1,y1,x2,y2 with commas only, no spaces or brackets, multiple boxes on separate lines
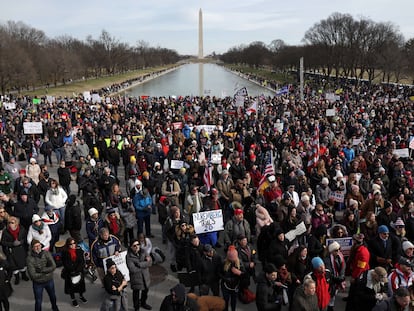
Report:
78,240,97,283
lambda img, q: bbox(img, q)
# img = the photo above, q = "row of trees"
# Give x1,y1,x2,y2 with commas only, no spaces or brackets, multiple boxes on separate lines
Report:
220,13,414,84
0,21,180,94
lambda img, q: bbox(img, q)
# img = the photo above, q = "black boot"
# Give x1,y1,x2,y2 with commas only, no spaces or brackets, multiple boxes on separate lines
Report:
14,273,20,285
21,271,29,281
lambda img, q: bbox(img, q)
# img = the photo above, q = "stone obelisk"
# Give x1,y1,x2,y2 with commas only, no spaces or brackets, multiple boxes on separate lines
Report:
198,8,203,59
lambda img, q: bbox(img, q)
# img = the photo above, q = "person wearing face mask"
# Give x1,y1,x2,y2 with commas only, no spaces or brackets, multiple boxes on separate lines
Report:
26,239,60,311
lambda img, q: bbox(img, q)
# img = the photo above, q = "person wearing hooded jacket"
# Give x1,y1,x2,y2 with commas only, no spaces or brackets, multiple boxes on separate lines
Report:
160,283,199,311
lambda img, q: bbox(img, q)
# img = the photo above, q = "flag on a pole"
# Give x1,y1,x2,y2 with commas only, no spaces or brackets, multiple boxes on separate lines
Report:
275,86,289,96
203,163,212,192
246,101,257,116
307,125,320,172
234,86,248,97
258,152,275,194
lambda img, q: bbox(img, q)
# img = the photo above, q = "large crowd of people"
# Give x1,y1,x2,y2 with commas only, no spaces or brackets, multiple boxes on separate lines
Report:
0,75,413,310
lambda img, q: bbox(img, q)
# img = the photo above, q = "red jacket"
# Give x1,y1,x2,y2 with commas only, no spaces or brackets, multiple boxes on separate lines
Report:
351,244,370,279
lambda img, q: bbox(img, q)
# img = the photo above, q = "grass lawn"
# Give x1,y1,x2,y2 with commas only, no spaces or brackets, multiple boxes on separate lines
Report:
24,65,176,97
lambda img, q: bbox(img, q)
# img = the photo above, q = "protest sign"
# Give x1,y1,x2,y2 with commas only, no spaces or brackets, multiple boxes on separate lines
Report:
23,122,43,134
329,191,345,203
103,251,129,281
4,102,16,110
170,160,184,170
326,237,353,256
393,148,409,158
326,108,336,117
193,210,224,234
284,222,307,242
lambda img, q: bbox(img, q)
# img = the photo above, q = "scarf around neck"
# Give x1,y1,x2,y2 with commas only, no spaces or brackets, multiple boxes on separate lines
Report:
314,271,330,309
8,225,20,241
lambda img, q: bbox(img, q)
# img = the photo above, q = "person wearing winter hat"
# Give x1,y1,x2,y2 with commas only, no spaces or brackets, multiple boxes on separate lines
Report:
85,207,104,246
325,242,346,310
305,257,332,311
101,257,128,311
27,214,52,251
402,240,414,260
221,245,245,311
367,224,396,271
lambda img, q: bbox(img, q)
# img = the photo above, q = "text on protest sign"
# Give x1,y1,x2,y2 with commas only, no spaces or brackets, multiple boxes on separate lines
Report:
103,251,129,281
23,122,43,134
326,237,353,257
284,221,307,242
193,210,224,234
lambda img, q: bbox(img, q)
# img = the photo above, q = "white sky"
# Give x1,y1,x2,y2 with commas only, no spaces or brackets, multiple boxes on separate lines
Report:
0,0,413,56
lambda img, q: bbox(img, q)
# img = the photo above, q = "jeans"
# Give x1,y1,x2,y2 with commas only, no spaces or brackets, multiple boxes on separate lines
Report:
54,207,66,228
137,215,151,236
33,279,59,311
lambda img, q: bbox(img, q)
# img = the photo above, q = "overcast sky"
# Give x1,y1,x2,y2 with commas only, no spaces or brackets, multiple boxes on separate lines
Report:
0,0,413,56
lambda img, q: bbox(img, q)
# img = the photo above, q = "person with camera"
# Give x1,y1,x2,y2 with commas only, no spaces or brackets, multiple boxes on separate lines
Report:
256,263,284,311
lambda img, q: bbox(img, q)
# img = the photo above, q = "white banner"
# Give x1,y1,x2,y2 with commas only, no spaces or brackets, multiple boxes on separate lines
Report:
170,160,184,170
23,122,43,134
103,251,129,281
326,108,336,117
83,91,91,102
4,102,16,110
284,221,307,242
91,93,101,103
393,148,409,158
193,210,224,234
211,153,222,164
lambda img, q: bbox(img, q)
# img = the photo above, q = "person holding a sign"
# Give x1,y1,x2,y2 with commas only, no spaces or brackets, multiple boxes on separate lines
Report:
126,239,152,311
101,258,128,311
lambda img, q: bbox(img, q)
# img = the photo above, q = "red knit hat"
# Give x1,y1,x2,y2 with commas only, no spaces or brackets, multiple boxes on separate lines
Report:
227,245,238,261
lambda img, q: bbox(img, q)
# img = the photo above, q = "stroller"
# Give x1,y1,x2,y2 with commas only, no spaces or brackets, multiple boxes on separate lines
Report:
78,240,97,283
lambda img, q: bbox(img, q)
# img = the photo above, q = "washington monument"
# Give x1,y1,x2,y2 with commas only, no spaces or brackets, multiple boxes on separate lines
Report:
198,8,203,59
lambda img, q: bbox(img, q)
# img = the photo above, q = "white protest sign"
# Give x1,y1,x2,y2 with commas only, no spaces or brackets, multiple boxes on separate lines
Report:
23,122,43,134
211,153,222,164
326,237,353,256
410,137,414,150
325,93,336,102
274,122,284,133
284,221,307,242
103,251,129,281
393,148,409,158
193,125,223,135
235,95,245,107
352,138,363,146
170,160,184,170
326,108,336,117
46,96,54,104
91,93,101,103
4,102,16,110
83,91,91,102
193,210,224,234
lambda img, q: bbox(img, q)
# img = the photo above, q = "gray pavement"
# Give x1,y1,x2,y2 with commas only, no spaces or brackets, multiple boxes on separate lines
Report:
8,159,349,310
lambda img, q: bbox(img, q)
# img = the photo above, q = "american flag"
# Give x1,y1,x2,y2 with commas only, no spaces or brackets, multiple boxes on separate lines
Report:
307,125,320,171
203,163,212,192
258,152,275,193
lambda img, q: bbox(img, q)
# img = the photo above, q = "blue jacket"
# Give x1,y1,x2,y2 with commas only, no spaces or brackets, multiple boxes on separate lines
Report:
133,192,153,218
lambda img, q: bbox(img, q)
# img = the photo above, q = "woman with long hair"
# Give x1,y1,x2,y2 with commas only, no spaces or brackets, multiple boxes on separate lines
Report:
45,178,68,225
220,245,245,311
61,237,87,307
0,216,29,285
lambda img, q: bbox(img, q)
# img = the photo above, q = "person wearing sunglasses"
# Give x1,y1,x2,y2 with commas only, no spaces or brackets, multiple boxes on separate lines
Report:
126,239,152,311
